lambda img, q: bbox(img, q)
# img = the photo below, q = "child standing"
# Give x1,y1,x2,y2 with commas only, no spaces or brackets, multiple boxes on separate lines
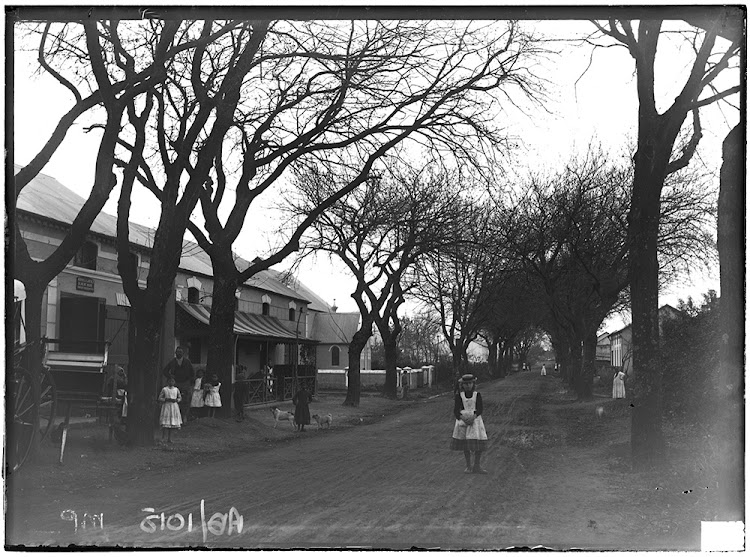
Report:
188,368,205,420
204,372,222,418
450,374,488,474
158,376,182,443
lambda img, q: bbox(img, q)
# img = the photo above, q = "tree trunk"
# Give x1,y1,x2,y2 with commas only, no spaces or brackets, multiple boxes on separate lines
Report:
487,340,498,377
343,324,371,407
205,272,239,417
19,282,45,456
502,342,513,378
382,333,399,398
450,345,462,375
497,341,508,378
716,123,744,520
127,307,164,446
568,341,582,390
550,336,570,382
628,149,667,470
579,331,597,400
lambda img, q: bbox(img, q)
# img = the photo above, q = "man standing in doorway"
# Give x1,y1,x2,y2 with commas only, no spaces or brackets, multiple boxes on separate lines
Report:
162,346,195,422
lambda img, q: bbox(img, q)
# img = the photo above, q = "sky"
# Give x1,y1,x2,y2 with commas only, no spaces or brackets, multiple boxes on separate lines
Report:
11,15,738,334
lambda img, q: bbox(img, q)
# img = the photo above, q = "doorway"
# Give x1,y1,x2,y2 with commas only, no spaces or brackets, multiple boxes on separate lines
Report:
59,295,105,353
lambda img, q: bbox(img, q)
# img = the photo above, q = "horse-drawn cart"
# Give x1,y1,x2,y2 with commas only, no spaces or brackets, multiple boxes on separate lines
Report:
9,279,119,473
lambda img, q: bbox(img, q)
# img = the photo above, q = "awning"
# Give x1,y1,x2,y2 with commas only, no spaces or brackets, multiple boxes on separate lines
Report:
177,302,313,342
14,279,26,302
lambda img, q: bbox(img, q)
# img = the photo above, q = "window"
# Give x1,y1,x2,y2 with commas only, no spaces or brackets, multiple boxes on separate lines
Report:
289,308,295,321
331,346,340,367
262,302,270,316
74,241,98,270
187,287,200,304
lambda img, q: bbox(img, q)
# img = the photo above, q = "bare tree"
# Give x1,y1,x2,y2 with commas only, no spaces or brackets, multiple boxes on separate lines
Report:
397,312,444,366
182,19,547,409
499,145,716,399
415,200,496,374
294,164,469,403
12,20,187,440
589,15,740,468
114,20,269,444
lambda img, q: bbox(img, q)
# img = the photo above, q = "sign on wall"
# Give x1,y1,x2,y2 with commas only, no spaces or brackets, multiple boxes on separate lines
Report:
76,276,95,292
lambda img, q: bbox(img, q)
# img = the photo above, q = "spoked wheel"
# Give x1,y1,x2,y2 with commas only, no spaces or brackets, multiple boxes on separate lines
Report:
8,367,38,474
38,366,57,441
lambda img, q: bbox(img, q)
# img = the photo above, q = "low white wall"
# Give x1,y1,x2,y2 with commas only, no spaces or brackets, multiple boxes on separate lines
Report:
317,367,436,390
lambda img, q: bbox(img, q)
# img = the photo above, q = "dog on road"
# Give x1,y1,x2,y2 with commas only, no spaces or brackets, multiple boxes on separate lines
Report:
270,406,296,429
312,413,333,430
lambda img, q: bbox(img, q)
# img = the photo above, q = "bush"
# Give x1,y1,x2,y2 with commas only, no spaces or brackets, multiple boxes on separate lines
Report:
660,292,720,425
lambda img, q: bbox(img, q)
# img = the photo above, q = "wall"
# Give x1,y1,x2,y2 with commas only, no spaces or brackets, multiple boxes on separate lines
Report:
316,367,435,390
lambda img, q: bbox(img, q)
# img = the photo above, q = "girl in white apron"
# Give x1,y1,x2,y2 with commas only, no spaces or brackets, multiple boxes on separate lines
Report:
450,374,488,473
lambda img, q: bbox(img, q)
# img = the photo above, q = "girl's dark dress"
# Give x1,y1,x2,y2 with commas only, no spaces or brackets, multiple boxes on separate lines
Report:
292,388,311,426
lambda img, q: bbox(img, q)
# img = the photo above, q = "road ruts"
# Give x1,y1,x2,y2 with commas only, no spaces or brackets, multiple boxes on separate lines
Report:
9,372,562,549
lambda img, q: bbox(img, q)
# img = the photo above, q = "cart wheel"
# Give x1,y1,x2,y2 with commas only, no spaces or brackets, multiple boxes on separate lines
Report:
38,366,57,441
8,367,38,474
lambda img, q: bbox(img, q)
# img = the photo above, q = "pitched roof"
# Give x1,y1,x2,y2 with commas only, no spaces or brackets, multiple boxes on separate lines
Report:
282,275,332,313
15,164,311,303
311,311,361,344
609,304,684,336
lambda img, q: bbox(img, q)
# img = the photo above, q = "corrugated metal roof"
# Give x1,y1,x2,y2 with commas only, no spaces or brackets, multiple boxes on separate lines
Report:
177,301,313,341
283,277,332,313
15,164,311,303
16,164,156,248
312,311,361,344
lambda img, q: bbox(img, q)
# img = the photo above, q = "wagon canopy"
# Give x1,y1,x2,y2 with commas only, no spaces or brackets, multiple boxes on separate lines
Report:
14,279,26,302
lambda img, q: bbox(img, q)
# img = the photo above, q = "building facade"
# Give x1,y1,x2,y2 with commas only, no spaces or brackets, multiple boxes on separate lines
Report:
609,305,683,378
14,166,362,403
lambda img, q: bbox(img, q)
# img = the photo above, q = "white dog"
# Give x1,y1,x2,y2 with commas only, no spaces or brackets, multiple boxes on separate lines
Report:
270,406,296,429
312,413,333,430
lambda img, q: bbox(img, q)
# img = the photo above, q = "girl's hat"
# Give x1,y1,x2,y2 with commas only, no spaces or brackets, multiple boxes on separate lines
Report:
460,374,476,383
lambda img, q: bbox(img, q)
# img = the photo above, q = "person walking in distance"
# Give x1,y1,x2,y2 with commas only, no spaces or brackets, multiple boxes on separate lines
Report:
450,374,488,474
162,346,195,422
540,364,547,376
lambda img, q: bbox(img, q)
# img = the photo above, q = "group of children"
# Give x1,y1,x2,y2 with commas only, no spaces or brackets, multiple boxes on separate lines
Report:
158,369,222,443
161,366,491,476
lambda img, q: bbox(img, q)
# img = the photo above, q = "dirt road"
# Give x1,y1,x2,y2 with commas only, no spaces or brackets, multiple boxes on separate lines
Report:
6,373,701,550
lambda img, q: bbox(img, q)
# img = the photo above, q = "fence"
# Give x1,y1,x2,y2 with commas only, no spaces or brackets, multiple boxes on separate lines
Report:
235,374,317,406
315,366,436,391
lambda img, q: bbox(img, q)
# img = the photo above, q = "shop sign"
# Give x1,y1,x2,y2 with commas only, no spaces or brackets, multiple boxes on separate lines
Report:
76,276,95,292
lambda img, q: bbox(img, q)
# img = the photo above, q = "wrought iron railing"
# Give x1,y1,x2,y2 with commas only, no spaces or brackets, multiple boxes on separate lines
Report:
235,374,317,407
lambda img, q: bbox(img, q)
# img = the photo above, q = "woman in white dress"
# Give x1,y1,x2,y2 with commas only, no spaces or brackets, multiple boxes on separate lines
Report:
612,370,626,399
540,364,547,376
450,374,488,474
158,377,182,442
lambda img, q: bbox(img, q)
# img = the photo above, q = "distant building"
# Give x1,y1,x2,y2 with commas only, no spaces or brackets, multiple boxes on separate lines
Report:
310,308,371,372
609,305,683,377
596,332,611,364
